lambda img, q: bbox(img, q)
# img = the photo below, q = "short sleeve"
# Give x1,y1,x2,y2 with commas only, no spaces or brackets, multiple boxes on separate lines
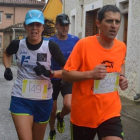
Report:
64,39,83,71
6,40,19,55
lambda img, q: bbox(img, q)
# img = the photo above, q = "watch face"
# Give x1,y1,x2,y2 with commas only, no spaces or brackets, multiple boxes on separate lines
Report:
50,70,54,78
51,70,54,75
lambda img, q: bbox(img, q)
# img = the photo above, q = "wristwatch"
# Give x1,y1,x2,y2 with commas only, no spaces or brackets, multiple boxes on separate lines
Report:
120,74,126,78
50,70,54,78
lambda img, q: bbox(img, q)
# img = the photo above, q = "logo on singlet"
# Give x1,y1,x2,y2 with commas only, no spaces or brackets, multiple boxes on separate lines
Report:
37,53,47,62
101,60,114,68
21,55,30,66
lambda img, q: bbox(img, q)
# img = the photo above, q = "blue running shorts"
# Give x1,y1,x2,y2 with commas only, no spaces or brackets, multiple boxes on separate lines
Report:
10,96,53,124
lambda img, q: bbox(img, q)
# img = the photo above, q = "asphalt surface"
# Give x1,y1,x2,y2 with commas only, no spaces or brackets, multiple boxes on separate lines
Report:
0,63,140,140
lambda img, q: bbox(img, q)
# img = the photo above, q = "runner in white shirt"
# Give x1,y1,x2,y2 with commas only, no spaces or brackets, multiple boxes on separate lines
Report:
3,9,65,140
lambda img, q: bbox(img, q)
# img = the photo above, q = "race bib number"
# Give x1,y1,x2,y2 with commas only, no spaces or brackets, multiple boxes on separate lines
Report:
22,79,48,99
94,72,119,94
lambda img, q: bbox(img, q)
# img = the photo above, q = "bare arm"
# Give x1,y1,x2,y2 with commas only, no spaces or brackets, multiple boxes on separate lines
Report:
62,64,107,82
3,50,12,68
53,70,63,79
3,40,19,68
120,64,125,75
62,70,92,82
119,64,128,90
3,50,13,81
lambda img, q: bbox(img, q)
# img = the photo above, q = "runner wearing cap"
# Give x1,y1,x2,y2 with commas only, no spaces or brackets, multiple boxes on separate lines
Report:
3,9,65,140
47,13,79,140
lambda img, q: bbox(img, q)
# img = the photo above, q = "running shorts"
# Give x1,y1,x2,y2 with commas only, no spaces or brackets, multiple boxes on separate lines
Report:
51,79,72,100
71,116,124,140
10,96,53,123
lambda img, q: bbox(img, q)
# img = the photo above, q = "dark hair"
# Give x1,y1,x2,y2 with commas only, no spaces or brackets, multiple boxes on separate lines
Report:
24,19,55,37
97,5,121,22
42,19,55,37
55,13,70,25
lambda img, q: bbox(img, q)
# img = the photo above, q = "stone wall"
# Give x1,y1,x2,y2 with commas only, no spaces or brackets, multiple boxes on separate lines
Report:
123,0,140,100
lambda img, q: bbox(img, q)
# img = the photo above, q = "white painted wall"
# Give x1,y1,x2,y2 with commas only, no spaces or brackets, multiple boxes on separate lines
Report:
70,9,76,35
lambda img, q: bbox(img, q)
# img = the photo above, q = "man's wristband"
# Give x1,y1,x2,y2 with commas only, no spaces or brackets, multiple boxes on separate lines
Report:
50,70,54,78
120,74,126,78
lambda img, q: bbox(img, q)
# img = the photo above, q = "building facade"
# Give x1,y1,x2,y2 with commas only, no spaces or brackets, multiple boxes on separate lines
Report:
62,0,140,100
0,0,45,57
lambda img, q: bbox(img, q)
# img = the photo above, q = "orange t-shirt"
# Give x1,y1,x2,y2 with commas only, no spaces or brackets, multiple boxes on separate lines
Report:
64,35,126,128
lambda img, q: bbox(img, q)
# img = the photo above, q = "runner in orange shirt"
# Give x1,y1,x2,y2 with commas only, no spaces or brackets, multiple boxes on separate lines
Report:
62,5,128,140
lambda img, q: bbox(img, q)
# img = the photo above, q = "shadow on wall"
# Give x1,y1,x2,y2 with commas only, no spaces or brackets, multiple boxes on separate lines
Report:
78,32,82,39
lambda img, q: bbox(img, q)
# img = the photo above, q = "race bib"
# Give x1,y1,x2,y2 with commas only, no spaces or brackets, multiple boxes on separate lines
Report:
94,72,119,94
22,79,48,99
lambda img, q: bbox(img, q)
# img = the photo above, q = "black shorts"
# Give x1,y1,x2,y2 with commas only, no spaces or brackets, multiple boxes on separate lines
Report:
71,116,123,140
51,80,72,100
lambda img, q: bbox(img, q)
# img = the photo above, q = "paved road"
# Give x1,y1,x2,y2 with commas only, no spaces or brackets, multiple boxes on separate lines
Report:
0,64,140,140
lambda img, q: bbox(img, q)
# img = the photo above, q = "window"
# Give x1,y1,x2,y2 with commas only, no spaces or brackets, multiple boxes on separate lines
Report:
6,14,12,19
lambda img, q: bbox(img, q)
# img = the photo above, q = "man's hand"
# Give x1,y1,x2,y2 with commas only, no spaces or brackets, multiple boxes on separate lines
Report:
119,75,128,90
90,64,107,80
4,68,13,81
33,62,54,78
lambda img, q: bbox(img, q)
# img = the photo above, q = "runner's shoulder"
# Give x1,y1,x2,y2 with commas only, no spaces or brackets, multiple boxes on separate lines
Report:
68,34,79,41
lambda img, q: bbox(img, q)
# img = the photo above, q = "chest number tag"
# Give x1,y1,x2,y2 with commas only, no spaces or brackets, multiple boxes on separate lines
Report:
94,72,119,94
22,79,48,99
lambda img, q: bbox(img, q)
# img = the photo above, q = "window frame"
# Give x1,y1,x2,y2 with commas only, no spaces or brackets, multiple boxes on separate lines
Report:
6,14,12,19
